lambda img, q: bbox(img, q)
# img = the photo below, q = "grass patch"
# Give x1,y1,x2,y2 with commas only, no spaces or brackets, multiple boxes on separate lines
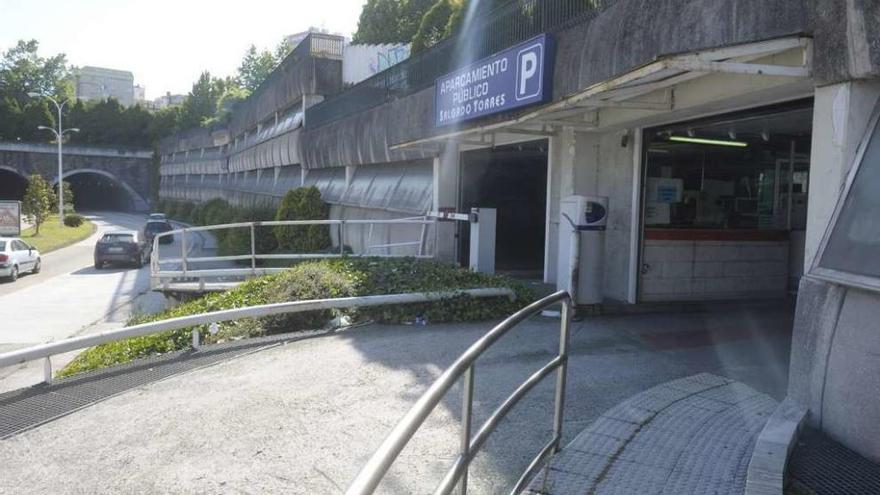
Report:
21,214,95,253
58,258,535,378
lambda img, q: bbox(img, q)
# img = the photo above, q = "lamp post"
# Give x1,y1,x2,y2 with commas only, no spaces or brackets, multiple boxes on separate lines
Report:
28,92,79,226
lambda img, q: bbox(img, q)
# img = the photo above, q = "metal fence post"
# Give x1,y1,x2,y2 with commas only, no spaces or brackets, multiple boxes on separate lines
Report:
181,229,188,276
43,357,52,384
192,329,200,348
553,299,573,449
250,223,257,275
459,365,474,495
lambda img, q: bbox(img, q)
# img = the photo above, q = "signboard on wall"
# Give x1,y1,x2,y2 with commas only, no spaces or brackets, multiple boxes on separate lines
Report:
0,201,22,236
435,34,554,127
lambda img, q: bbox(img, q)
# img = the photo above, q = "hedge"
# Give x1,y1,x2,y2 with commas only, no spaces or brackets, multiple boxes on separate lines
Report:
57,258,535,378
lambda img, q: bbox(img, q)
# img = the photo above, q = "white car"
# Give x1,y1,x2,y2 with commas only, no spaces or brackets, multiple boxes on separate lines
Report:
0,237,41,282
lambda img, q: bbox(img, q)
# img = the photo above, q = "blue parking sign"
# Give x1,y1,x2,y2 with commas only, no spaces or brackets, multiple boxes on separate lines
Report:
435,34,554,127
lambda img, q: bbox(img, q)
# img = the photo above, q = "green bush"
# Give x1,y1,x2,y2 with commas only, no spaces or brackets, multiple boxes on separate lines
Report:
63,213,85,227
274,186,331,253
58,258,535,378
218,205,278,258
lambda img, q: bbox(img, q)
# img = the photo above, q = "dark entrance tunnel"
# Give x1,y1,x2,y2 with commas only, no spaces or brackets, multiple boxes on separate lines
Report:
60,172,134,211
460,139,548,274
0,169,28,201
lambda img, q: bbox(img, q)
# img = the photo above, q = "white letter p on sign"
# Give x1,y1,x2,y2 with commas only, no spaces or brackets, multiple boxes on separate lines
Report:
518,52,538,97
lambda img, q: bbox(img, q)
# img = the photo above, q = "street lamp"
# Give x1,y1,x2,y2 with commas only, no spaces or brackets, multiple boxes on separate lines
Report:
28,92,80,226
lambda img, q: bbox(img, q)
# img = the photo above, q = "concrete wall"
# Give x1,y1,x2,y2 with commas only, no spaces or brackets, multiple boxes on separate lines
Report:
641,240,789,301
804,81,880,270
0,141,153,211
789,277,880,463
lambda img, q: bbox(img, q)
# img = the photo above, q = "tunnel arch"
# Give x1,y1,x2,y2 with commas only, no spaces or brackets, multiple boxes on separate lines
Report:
52,168,149,212
0,166,28,201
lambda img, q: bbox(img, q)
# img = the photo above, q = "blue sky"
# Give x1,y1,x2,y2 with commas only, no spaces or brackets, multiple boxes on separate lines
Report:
0,0,365,99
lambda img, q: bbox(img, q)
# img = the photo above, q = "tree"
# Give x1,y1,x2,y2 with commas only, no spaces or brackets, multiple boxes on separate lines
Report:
50,180,74,213
353,0,436,45
237,45,277,92
22,174,52,235
178,71,225,129
0,40,72,107
412,0,461,53
274,38,293,62
274,187,331,253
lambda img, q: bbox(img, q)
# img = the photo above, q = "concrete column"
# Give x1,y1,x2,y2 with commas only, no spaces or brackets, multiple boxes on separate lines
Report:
544,129,573,283
300,167,308,187
805,81,880,270
433,142,460,263
345,165,357,186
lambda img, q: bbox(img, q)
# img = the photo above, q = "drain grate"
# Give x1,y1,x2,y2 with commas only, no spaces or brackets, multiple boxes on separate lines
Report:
788,427,880,495
0,329,333,440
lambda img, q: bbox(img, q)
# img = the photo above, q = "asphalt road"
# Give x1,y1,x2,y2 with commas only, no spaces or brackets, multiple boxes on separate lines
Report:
0,211,197,390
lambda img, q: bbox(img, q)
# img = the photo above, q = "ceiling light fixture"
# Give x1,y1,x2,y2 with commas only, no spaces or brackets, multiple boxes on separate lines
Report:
668,136,748,147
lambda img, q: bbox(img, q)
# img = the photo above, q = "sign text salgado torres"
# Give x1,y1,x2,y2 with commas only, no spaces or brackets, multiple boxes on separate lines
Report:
435,34,554,127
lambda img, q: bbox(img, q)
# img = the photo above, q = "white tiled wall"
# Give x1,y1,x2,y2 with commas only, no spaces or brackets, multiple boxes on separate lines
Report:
640,240,789,301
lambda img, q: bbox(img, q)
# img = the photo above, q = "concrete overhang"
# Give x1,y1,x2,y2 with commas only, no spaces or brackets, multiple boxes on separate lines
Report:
391,36,813,151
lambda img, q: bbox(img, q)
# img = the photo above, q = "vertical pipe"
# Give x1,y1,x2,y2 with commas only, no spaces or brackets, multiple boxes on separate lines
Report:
418,222,428,257
553,298,572,450
459,366,474,495
250,223,257,275
787,140,795,230
339,221,345,254
57,103,64,226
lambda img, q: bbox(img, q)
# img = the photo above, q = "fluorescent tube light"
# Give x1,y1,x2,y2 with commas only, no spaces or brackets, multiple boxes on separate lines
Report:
668,136,748,147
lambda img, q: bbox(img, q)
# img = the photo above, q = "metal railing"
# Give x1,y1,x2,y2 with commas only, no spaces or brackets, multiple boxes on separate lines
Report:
150,218,435,288
347,290,573,495
306,0,615,129
0,289,516,385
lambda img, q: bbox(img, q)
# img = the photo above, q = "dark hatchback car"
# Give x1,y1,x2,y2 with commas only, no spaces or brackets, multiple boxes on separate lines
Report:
144,220,174,245
94,231,150,269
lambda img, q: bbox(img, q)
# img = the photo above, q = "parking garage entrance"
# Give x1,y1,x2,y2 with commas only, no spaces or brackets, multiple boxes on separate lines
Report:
459,139,548,276
639,100,813,302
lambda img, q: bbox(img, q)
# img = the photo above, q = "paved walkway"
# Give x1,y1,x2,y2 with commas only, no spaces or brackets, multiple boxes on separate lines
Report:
527,373,776,494
0,304,793,494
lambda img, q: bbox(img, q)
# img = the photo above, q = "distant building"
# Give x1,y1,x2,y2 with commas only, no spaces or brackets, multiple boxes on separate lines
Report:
343,43,411,86
133,85,146,105
74,66,135,107
286,27,348,53
153,92,186,109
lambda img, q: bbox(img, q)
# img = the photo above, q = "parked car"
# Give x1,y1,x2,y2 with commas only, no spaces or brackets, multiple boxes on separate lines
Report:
0,237,41,282
144,220,174,245
148,213,167,221
94,231,150,269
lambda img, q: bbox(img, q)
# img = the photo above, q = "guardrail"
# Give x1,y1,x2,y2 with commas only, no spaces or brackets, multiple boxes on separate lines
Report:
0,289,516,385
347,290,572,495
150,218,436,288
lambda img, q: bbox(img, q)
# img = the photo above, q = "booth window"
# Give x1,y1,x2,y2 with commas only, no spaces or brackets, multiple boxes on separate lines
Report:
643,103,812,232
815,101,880,283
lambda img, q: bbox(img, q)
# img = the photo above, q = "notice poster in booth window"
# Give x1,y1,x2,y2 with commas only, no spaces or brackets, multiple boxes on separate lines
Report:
645,178,683,204
0,201,22,236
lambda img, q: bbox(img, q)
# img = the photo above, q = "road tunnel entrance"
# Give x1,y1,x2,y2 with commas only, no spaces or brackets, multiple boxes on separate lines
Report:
459,139,548,275
0,168,27,201
60,171,137,211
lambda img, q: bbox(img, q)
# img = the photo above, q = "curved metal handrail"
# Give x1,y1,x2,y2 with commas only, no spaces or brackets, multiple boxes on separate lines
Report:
346,290,573,495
